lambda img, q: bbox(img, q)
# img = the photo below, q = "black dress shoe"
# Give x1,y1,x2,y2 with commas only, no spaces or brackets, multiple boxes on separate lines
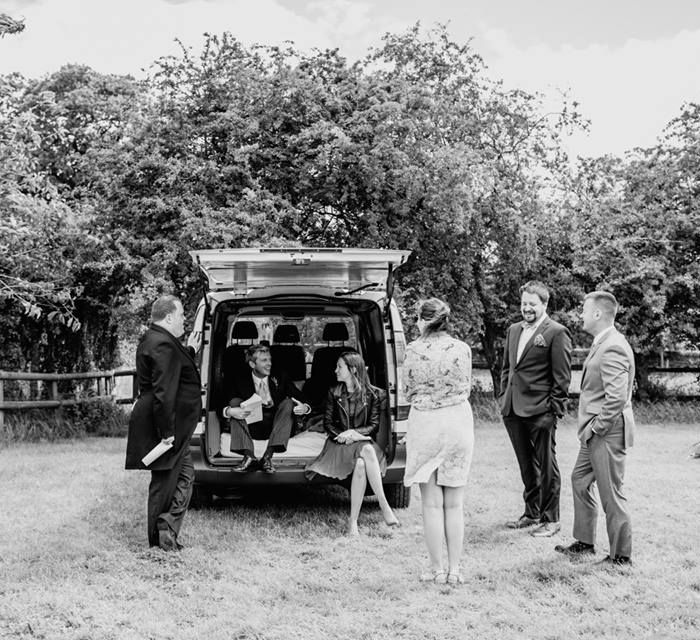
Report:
233,455,257,473
157,527,179,552
554,540,595,556
261,456,275,474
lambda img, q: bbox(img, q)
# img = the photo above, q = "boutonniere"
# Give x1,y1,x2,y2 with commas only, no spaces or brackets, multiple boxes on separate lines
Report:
534,334,547,348
271,376,278,386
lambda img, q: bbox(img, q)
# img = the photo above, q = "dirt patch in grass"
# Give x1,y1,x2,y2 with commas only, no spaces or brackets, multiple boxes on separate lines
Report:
1,420,699,639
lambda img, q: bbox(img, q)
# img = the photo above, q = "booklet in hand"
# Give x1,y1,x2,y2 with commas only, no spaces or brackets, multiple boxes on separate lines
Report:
141,440,174,466
240,393,263,424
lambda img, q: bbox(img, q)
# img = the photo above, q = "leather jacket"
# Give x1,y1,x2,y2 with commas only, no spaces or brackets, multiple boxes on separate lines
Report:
324,383,382,439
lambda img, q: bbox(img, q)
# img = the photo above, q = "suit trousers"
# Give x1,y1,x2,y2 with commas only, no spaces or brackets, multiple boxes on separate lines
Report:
229,398,295,456
147,447,194,547
504,411,561,522
572,417,631,558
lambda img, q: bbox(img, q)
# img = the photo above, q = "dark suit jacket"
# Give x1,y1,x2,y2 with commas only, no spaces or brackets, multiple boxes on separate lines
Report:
125,325,202,470
499,316,572,418
225,371,306,425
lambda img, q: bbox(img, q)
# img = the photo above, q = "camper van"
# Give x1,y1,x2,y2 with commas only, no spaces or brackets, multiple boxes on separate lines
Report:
187,247,412,508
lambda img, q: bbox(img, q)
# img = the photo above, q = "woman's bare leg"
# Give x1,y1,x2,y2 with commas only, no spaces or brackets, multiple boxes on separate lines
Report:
348,457,367,536
443,485,466,575
419,471,445,571
360,445,398,525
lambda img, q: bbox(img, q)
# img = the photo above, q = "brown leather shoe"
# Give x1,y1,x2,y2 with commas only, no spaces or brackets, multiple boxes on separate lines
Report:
596,555,632,566
506,515,540,529
554,540,595,556
530,522,561,537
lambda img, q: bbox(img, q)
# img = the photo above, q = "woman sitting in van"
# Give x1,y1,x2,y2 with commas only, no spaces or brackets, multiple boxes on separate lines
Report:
305,350,399,536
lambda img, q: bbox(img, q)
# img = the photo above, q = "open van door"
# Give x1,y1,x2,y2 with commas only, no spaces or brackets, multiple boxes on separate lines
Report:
189,247,410,298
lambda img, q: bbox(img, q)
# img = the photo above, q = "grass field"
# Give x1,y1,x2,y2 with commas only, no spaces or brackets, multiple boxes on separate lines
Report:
1,419,699,640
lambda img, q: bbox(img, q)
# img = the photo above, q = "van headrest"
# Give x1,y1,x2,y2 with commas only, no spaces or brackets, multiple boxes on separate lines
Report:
231,321,258,340
322,323,349,342
273,324,300,343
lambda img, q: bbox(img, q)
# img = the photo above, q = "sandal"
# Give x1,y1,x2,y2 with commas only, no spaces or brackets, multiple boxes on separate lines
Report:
419,569,447,584
446,572,464,585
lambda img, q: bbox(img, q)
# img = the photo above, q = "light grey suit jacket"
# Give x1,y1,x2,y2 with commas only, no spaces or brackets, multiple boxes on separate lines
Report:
577,327,636,447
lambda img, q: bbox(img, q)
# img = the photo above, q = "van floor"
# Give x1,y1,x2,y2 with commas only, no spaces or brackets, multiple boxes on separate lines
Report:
217,430,327,460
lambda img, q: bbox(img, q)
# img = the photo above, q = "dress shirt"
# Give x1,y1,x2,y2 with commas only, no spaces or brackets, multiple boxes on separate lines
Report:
253,374,273,406
516,314,548,362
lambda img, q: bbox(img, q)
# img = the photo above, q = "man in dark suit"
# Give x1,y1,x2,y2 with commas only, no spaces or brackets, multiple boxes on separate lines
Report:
499,281,572,537
223,344,310,474
125,295,202,551
555,291,635,565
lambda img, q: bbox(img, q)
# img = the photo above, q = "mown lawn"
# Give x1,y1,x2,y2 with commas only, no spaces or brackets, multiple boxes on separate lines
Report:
1,419,699,640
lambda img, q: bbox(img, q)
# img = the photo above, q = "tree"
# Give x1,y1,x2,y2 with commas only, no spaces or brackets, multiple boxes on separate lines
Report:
566,103,700,396
0,14,25,37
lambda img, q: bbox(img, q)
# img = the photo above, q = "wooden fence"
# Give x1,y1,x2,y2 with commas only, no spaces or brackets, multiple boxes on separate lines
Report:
0,370,137,429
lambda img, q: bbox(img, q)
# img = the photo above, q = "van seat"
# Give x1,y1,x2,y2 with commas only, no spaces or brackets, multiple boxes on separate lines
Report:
305,323,350,408
270,324,306,382
223,321,258,381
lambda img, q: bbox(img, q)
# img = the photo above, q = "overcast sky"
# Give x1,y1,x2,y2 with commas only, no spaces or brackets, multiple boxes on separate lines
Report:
2,0,699,158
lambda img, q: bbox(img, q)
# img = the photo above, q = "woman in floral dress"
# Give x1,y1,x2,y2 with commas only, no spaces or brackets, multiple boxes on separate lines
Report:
403,298,474,584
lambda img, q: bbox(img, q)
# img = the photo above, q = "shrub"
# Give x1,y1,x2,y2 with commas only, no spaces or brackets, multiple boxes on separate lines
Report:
0,399,129,446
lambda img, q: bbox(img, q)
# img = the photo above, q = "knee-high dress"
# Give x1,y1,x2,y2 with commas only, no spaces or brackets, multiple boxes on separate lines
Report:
305,383,386,480
403,333,474,487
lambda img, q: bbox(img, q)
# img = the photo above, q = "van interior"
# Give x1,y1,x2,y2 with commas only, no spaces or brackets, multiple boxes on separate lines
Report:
203,297,392,466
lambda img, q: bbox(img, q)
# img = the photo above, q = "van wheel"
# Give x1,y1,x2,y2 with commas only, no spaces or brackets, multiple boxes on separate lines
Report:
384,482,411,509
189,485,213,509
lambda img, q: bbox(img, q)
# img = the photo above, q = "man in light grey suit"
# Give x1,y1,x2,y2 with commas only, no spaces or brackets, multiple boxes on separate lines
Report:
555,291,635,566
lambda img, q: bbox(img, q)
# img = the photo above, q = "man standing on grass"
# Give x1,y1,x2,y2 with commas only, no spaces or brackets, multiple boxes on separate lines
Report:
125,295,202,551
499,281,572,538
555,291,635,566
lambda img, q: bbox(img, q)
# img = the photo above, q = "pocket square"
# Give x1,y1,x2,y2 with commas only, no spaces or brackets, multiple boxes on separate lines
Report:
534,334,547,347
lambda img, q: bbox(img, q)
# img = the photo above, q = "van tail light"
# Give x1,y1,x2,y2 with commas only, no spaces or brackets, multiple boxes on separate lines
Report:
395,405,411,422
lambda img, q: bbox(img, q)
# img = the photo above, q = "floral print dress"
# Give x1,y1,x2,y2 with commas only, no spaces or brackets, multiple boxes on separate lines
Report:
402,333,474,487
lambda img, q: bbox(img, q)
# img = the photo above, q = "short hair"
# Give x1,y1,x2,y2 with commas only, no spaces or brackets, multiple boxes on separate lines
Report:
584,290,618,319
519,281,550,305
246,344,270,364
151,295,180,323
417,297,451,336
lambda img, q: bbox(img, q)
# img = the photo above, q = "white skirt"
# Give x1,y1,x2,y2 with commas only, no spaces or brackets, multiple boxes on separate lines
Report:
403,400,474,487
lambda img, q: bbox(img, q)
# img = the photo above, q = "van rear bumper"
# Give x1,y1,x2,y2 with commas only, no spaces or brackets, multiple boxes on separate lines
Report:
191,440,407,490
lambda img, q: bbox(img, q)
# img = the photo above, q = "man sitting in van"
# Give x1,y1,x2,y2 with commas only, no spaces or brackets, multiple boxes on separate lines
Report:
222,344,311,474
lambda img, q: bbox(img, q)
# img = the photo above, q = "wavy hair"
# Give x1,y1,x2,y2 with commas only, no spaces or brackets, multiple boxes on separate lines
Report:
338,349,375,404
417,297,451,337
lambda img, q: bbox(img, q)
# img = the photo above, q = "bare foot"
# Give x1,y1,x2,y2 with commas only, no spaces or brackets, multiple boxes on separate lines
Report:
382,509,399,527
346,521,360,537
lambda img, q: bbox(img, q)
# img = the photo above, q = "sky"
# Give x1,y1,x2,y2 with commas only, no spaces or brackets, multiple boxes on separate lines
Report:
1,0,700,158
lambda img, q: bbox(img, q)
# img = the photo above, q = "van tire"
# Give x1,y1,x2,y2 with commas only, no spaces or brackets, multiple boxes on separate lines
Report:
189,485,213,509
384,482,411,509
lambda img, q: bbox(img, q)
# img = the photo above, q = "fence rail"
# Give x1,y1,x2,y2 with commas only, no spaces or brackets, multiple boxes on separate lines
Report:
0,369,137,429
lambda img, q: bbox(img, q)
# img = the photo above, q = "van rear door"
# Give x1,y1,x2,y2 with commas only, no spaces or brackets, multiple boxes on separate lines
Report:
189,247,410,294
